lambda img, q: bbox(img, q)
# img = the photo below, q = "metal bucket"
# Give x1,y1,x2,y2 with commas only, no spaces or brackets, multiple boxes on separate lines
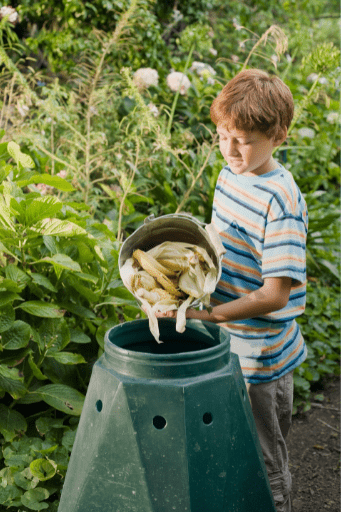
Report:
119,213,225,306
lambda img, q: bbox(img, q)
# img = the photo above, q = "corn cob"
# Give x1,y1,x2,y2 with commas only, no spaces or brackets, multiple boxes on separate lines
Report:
133,249,177,277
157,258,189,272
133,249,183,297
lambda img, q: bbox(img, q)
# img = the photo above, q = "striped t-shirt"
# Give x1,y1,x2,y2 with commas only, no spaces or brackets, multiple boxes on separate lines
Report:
211,164,308,383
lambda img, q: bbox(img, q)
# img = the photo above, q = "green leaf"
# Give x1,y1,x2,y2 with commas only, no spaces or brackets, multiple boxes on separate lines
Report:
30,273,58,292
0,484,23,506
35,417,65,436
31,384,85,416
0,404,27,442
70,329,91,344
13,468,39,491
59,301,96,319
61,429,76,451
28,354,48,381
21,487,49,510
25,196,63,225
1,320,31,350
34,253,82,273
16,173,74,192
38,318,70,351
29,459,57,482
7,141,35,168
5,264,31,287
0,196,15,230
0,304,15,333
0,365,26,399
32,218,87,237
17,301,64,318
47,352,86,365
0,291,23,307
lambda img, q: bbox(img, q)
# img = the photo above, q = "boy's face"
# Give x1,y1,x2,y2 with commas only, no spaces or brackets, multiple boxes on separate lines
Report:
217,125,282,176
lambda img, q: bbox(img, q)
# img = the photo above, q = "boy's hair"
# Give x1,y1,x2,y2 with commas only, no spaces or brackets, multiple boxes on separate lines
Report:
210,69,294,139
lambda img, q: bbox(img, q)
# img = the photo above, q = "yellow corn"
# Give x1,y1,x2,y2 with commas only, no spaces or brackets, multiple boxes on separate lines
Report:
133,249,183,297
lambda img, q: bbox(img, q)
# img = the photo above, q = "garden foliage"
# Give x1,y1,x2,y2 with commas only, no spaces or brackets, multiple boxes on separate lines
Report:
0,0,339,508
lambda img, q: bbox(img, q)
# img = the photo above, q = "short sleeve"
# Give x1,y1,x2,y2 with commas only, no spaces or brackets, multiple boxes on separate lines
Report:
262,214,307,284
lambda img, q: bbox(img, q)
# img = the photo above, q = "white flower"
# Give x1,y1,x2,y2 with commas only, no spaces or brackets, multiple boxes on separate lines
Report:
133,68,159,89
326,112,340,124
307,73,319,83
57,170,67,179
190,62,216,84
16,102,29,117
231,55,239,63
298,127,315,139
148,102,159,117
190,61,216,77
232,18,243,30
271,55,278,65
239,41,246,49
209,48,217,56
307,73,329,85
285,53,292,63
166,72,191,95
0,6,18,24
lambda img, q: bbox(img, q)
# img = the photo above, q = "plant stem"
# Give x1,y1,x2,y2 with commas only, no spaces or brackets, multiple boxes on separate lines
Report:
166,43,195,138
84,0,138,203
117,139,140,242
176,134,218,213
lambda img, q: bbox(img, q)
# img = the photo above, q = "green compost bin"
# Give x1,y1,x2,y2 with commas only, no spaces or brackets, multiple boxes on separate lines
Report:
58,319,276,512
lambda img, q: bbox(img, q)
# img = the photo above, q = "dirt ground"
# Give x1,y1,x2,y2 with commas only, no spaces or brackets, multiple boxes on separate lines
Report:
287,376,340,512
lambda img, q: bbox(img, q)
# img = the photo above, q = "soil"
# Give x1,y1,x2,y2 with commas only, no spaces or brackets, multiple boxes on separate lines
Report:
287,376,340,512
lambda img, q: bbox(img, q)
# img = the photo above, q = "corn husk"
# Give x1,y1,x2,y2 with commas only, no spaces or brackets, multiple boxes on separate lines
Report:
120,241,218,342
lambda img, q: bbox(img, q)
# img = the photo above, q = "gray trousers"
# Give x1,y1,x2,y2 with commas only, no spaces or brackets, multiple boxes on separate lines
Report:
245,371,294,512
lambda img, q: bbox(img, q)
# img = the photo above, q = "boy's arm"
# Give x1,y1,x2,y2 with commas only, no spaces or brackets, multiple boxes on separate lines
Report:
159,276,292,323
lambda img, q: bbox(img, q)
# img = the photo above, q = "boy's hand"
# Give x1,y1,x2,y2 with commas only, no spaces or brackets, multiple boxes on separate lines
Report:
155,310,177,319
141,305,177,319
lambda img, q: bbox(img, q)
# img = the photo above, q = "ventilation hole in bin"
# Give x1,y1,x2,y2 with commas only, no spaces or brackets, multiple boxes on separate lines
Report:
203,412,213,425
153,415,167,430
96,400,103,412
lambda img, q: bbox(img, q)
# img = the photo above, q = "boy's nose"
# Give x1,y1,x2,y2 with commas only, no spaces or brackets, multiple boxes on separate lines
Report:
225,139,239,156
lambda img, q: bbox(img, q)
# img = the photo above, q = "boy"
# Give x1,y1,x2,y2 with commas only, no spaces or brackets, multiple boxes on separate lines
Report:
159,69,308,512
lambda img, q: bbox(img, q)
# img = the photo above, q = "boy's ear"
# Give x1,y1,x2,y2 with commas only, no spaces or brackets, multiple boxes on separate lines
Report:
274,127,288,147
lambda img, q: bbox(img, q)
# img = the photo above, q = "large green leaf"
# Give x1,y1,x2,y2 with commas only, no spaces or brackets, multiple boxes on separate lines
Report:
21,487,49,510
31,384,85,416
0,196,15,230
0,484,23,506
32,218,86,237
29,273,58,293
0,365,27,399
18,301,64,318
38,318,70,352
5,264,30,289
1,320,31,350
29,459,57,482
7,141,35,168
46,352,86,365
0,291,23,307
33,253,82,273
0,404,27,442
25,196,63,225
0,304,15,333
16,173,74,192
